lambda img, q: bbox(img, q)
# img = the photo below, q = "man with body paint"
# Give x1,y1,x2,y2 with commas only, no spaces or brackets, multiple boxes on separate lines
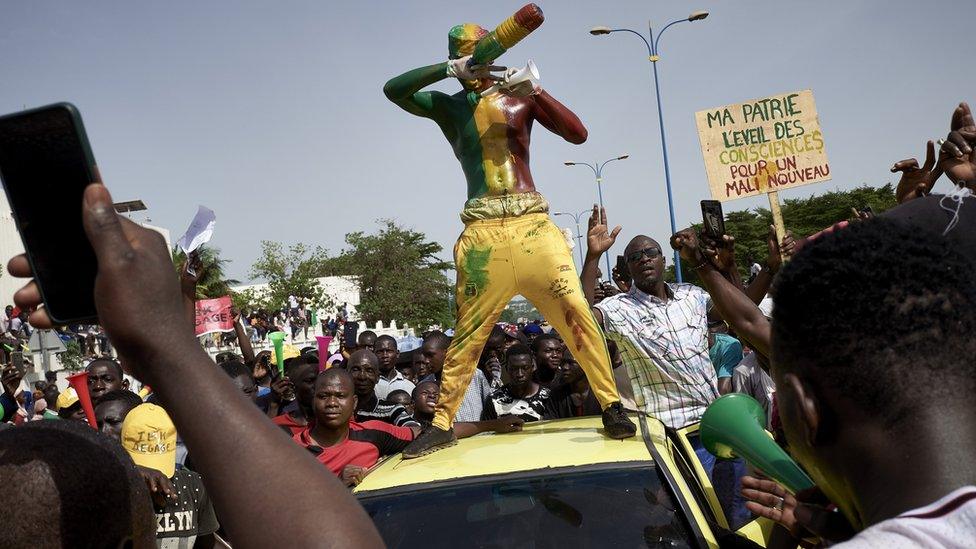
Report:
384,17,636,458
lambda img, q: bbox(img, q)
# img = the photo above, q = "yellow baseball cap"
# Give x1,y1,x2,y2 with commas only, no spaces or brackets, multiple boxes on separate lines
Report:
272,343,301,365
56,387,79,411
121,403,177,477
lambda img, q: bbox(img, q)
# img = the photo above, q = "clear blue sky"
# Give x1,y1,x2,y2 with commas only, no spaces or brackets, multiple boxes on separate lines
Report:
2,1,972,281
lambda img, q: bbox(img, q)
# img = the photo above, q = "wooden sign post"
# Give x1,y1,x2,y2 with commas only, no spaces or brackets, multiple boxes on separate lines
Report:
694,90,831,254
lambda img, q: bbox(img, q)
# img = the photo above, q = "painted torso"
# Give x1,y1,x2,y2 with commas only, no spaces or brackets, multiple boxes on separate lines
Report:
437,91,537,200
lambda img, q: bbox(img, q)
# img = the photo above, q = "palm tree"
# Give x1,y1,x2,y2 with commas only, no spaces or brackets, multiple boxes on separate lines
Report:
172,246,240,299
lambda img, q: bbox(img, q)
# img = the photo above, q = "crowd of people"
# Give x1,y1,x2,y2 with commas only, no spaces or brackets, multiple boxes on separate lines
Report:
1,102,975,547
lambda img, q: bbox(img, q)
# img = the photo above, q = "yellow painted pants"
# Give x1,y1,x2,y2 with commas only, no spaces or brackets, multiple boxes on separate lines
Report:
433,213,621,429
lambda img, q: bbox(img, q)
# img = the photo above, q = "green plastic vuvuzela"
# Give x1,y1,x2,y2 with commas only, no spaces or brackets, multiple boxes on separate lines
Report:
700,393,814,493
268,331,286,378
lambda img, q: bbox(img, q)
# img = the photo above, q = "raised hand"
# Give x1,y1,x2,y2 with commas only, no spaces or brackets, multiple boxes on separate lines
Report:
669,229,706,265
1,363,24,397
497,67,540,98
611,265,631,293
766,225,796,272
8,184,192,378
701,233,736,274
271,377,296,403
939,102,976,186
892,140,942,203
586,205,621,258
446,55,506,81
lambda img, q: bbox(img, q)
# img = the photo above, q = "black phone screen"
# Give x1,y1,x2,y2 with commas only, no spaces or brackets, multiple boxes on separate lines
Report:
700,200,726,240
0,104,98,323
343,321,360,348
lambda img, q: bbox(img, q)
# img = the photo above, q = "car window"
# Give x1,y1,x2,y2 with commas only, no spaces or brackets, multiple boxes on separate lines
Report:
359,466,695,548
665,435,720,528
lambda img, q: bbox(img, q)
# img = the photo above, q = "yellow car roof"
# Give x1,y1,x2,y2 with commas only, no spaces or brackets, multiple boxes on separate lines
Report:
355,414,659,494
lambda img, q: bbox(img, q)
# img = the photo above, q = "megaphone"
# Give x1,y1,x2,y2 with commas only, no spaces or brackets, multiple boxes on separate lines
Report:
471,3,545,65
481,60,540,97
66,371,97,429
315,335,333,372
700,393,814,493
268,331,287,378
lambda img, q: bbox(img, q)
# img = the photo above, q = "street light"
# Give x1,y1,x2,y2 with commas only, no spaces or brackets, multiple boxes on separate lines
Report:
590,10,710,282
564,155,629,281
553,209,591,269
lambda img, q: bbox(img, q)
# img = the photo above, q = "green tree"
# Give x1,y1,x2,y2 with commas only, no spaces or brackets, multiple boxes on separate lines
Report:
498,297,542,324
57,340,85,372
323,220,452,329
230,287,271,313
249,241,331,312
172,246,239,299
666,184,897,283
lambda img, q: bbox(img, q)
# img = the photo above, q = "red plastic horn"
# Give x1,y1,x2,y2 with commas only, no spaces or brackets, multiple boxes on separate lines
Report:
66,371,97,429
315,335,333,372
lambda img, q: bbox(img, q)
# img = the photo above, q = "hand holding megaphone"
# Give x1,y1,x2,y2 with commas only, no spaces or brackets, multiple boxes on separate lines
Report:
481,60,541,97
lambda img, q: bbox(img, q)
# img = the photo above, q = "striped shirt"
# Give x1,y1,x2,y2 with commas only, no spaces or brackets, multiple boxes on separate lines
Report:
595,283,719,428
355,398,420,428
421,368,493,423
834,486,976,548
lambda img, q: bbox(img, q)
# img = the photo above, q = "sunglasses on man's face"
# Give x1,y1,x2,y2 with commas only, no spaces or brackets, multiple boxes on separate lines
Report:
627,247,662,263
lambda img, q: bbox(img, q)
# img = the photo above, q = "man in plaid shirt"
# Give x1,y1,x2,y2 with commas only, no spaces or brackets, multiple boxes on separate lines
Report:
583,206,749,528
583,207,719,429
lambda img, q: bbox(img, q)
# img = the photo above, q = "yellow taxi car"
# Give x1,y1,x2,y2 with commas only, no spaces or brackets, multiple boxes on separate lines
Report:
354,413,774,548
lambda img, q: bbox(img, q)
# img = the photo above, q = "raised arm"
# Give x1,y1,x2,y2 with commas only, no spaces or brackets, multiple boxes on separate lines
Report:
582,205,620,317
672,229,771,358
231,307,255,363
745,226,795,305
8,184,383,548
383,63,451,118
532,90,588,145
179,251,201,327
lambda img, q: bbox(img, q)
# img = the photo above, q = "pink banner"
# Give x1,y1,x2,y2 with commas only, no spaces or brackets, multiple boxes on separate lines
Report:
194,296,235,336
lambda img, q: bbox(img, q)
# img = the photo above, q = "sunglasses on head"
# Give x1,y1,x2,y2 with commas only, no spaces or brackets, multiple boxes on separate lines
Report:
627,247,662,263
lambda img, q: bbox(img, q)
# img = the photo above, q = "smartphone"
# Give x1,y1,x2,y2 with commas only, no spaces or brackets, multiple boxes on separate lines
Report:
343,321,359,349
0,103,99,323
11,351,23,372
615,254,631,283
701,200,726,240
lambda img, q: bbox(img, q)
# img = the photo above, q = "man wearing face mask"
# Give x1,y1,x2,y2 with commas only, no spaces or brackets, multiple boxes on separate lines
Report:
385,12,635,458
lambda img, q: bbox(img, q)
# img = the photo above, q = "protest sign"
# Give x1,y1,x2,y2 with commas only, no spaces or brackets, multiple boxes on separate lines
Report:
695,90,830,202
177,205,216,254
194,296,235,336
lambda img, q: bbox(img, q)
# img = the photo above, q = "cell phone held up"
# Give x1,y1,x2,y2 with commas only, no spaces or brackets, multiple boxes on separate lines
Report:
700,200,726,241
0,103,100,324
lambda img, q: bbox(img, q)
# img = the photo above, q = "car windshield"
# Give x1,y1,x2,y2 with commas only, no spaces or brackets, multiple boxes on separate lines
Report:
359,465,695,548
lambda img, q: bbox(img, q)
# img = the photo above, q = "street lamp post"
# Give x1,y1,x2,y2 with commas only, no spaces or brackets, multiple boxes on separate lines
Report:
565,155,629,281
553,209,591,268
590,10,709,283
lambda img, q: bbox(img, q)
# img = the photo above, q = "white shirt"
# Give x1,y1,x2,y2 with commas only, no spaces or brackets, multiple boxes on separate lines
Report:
731,353,775,428
288,295,299,308
834,486,976,548
374,370,417,401
595,283,719,428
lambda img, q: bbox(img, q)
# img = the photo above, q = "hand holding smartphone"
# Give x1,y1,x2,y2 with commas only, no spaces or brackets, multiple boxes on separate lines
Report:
0,103,100,324
700,200,726,240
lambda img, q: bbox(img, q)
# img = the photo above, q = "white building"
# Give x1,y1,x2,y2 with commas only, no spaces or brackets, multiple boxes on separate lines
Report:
0,193,25,307
0,193,171,309
230,276,361,320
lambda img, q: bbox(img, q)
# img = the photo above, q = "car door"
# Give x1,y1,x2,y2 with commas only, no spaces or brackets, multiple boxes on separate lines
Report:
669,422,776,545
